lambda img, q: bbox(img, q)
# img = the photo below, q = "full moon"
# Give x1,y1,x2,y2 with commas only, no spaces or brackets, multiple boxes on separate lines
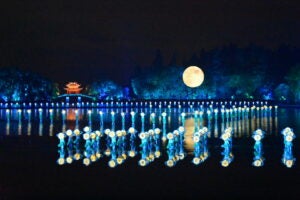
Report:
182,66,204,88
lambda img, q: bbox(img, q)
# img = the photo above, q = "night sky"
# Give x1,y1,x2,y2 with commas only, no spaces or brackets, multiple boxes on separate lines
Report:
1,0,299,86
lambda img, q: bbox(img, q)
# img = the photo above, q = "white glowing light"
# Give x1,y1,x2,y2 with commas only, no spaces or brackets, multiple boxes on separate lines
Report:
116,157,123,164
90,133,96,139
95,130,101,137
104,129,111,135
167,133,174,140
90,154,97,162
128,127,135,134
83,133,90,140
66,129,73,136
193,136,200,143
83,126,90,133
83,158,90,166
178,126,184,132
116,131,122,137
57,132,65,140
285,160,294,168
148,129,154,135
154,128,161,134
139,159,147,166
128,150,136,157
253,159,263,167
108,131,115,138
221,159,229,167
166,159,175,167
57,158,65,165
66,156,73,164
192,157,200,165
154,151,161,158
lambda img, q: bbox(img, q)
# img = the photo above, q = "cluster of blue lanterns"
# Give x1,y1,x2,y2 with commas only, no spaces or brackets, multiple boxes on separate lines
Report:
57,125,296,168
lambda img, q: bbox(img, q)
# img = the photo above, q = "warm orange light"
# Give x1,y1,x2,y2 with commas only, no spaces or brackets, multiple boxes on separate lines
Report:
64,82,83,94
184,118,195,152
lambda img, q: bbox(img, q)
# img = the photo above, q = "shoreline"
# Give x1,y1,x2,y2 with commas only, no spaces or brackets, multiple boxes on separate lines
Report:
278,104,300,108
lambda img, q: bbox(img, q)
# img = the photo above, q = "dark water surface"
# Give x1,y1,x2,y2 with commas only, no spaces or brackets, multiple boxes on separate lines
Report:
0,106,300,199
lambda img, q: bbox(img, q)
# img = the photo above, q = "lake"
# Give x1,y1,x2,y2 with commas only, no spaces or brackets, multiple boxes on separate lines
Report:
0,102,300,199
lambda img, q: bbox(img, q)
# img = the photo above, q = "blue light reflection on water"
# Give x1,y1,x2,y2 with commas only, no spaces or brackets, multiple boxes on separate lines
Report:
1,106,299,138
0,106,299,168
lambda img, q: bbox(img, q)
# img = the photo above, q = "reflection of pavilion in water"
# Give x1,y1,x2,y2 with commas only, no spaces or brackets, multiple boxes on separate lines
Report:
66,109,83,121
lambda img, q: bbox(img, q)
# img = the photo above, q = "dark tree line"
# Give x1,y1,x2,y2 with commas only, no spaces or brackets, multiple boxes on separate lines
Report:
130,45,300,102
0,68,59,102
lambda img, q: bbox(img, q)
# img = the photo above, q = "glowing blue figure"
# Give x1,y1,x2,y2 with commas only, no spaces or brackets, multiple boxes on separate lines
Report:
154,128,162,158
104,128,112,156
83,126,92,166
73,133,82,162
65,129,74,149
73,129,81,147
173,130,182,162
178,126,186,160
138,131,150,166
192,127,209,165
165,132,177,167
281,127,296,168
148,128,160,162
146,129,155,162
128,127,137,157
66,144,74,164
108,130,118,168
252,129,265,167
89,132,99,163
57,132,66,165
220,127,234,167
119,130,128,162
94,130,103,159
116,130,126,165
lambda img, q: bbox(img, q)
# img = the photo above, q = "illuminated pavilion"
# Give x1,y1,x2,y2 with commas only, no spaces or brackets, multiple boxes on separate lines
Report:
64,82,83,94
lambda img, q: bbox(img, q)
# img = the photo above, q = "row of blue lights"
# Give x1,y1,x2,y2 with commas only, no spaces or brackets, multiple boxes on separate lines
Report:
0,100,272,109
